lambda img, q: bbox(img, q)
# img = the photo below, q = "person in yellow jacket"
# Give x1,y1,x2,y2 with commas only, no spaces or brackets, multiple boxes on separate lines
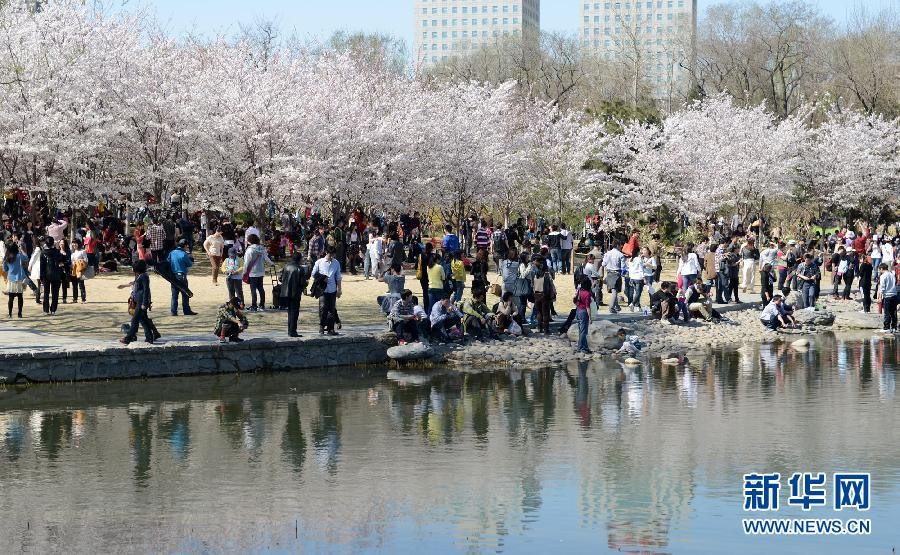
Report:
450,251,467,302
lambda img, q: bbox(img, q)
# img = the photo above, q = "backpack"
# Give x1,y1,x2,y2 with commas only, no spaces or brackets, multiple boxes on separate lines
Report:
492,230,506,254
787,251,797,268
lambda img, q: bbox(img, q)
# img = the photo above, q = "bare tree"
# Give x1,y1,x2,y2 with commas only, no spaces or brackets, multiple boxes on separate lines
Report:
826,6,900,116
693,1,834,118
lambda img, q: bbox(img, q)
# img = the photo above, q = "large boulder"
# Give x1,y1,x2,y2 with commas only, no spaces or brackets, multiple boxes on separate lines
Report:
387,342,434,361
566,319,625,351
834,311,884,330
792,308,835,326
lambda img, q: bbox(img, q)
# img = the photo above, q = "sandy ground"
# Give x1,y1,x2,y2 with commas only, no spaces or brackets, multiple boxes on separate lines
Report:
2,253,762,341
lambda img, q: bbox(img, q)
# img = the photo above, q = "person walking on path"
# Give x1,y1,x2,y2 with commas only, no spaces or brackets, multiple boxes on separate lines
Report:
120,260,156,345
3,243,28,318
311,246,343,336
203,227,225,286
280,252,309,337
243,233,273,312
167,239,197,316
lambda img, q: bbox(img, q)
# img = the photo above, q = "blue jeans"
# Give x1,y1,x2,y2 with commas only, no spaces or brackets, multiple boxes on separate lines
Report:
453,281,465,303
561,249,572,274
717,273,730,302
428,288,444,315
682,274,697,290
170,274,192,315
248,275,265,309
800,283,815,309
630,279,644,308
576,308,590,352
550,248,562,272
777,268,788,292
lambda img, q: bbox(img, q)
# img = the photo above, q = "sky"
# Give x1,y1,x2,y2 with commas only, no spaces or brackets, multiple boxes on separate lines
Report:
143,0,899,48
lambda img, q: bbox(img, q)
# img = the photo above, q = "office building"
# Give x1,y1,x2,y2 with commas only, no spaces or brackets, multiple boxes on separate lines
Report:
414,0,541,69
580,0,697,101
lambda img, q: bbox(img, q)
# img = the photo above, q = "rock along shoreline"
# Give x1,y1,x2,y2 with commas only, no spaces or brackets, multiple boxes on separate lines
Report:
0,298,892,384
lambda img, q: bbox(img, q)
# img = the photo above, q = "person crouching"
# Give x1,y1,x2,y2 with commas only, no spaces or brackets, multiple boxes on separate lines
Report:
215,297,248,343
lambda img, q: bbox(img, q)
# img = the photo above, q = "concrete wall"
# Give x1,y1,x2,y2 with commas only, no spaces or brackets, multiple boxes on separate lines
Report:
0,336,390,384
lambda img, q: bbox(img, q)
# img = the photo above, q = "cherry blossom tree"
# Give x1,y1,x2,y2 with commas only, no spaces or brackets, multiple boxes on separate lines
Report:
800,109,900,220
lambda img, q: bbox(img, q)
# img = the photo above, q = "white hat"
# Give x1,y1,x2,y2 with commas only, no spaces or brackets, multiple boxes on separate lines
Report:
788,240,796,245
847,231,856,239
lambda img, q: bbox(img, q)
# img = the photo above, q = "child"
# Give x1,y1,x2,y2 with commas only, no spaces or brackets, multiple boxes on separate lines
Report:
615,329,645,356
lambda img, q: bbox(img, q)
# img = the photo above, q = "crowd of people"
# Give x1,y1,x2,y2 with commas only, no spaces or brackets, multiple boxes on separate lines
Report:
3,191,899,350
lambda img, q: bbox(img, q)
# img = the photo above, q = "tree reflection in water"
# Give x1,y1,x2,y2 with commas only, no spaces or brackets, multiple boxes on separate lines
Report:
0,336,896,553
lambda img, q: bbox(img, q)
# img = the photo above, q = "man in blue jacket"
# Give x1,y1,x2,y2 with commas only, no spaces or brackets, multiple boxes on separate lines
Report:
168,239,197,316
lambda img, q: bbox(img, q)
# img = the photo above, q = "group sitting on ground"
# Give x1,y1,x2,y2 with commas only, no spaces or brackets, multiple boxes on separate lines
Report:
389,287,513,345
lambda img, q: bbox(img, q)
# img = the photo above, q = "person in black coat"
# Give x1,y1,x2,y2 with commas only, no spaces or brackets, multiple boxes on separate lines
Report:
39,237,64,315
120,260,156,344
279,252,309,337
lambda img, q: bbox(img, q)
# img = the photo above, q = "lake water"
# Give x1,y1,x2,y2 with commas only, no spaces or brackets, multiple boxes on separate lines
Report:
1,336,898,554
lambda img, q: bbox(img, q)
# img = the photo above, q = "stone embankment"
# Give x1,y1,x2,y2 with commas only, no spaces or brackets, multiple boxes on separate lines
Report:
0,296,891,383
0,333,392,385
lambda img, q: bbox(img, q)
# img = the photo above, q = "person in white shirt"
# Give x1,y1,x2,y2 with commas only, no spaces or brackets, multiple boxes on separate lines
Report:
244,221,262,243
877,263,897,332
312,247,343,335
627,255,648,311
759,295,788,331
676,242,702,290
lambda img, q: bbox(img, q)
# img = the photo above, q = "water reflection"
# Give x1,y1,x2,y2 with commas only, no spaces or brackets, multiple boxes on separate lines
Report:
0,336,897,553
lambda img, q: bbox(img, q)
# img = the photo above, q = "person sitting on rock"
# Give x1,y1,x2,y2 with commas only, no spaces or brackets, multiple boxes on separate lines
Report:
759,294,790,331
429,292,464,342
215,297,248,343
494,291,520,333
650,281,679,324
460,289,498,340
685,282,721,322
390,289,422,344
